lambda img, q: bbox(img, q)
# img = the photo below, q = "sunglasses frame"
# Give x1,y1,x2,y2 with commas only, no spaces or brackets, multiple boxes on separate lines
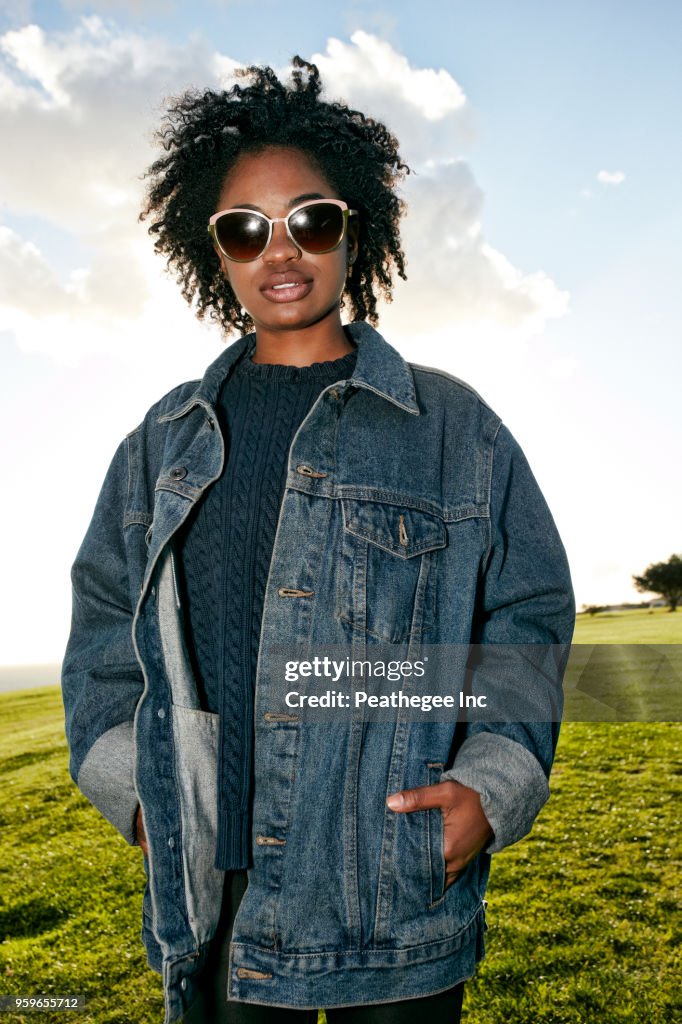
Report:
208,198,358,263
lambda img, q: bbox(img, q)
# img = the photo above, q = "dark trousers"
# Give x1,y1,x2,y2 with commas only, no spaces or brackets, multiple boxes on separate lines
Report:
182,872,465,1024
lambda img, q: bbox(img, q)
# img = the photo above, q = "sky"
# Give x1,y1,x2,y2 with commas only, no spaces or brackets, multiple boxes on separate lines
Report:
1,0,680,664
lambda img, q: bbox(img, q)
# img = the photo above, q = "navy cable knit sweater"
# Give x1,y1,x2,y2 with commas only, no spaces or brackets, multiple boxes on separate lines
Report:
174,338,358,870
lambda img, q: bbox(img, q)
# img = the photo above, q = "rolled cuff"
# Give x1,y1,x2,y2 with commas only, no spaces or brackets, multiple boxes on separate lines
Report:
77,721,138,845
440,731,550,853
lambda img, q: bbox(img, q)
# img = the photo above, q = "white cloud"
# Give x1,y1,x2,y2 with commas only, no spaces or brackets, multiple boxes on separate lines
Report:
381,159,569,334
0,18,239,231
0,222,153,355
310,30,475,163
0,226,72,313
597,169,625,185
315,30,467,123
310,35,567,335
0,17,242,360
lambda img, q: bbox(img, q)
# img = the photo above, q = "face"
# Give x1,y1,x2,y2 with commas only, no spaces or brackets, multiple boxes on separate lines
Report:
212,146,358,338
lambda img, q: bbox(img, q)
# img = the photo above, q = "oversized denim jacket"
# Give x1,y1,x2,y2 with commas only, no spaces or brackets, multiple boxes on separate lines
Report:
62,321,575,1022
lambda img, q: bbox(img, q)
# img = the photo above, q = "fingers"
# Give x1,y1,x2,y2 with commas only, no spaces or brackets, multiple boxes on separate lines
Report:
444,870,462,892
386,780,460,813
386,781,490,886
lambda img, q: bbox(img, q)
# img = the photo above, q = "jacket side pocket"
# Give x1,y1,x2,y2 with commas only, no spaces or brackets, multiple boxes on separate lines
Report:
426,762,446,908
171,705,223,944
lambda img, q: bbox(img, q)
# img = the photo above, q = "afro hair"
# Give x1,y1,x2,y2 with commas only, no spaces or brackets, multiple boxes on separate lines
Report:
140,56,410,335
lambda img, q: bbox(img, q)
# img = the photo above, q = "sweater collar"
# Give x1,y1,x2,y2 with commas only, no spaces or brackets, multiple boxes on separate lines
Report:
160,321,419,422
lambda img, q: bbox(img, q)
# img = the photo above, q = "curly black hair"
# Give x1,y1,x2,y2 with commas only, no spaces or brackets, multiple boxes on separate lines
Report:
140,56,410,335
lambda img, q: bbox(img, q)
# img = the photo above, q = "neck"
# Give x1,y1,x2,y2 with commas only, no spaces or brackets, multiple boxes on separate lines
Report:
250,314,354,366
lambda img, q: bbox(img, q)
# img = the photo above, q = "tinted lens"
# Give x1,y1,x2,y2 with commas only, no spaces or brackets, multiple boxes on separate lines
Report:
289,203,345,253
214,211,269,261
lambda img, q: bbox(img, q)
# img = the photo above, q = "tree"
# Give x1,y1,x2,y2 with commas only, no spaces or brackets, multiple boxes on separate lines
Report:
581,604,607,616
633,553,682,612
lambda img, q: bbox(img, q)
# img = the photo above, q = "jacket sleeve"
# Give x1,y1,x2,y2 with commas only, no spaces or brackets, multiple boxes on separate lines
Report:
61,435,144,846
440,422,575,853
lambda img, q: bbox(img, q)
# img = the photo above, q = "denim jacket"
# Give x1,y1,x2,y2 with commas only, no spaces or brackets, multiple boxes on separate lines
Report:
62,321,575,1022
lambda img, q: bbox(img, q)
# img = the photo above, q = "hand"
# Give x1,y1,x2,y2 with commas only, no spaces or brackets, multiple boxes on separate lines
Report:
135,805,149,857
386,780,494,891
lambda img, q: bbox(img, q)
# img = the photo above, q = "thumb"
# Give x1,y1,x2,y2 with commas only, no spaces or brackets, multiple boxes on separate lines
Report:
386,782,454,813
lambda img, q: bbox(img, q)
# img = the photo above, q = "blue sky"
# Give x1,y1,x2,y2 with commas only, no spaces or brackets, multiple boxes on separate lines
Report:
1,1,680,662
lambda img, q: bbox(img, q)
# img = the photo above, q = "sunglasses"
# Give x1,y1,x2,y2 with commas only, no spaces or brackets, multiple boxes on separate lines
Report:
208,198,358,263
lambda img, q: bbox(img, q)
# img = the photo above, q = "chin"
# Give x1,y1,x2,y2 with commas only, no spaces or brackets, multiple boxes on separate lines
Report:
257,301,341,333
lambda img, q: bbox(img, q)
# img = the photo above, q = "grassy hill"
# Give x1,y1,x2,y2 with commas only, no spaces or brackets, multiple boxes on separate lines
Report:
0,611,680,1022
573,605,682,644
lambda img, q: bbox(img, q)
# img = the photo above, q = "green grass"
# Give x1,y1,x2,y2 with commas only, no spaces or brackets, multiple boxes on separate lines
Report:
0,688,161,1024
566,608,682,722
573,605,682,645
1,613,680,1023
464,722,681,1024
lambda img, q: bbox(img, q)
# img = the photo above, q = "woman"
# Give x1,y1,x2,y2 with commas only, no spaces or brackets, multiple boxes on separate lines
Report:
61,58,574,1023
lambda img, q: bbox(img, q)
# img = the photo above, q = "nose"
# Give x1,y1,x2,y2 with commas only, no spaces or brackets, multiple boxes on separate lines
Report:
263,219,301,262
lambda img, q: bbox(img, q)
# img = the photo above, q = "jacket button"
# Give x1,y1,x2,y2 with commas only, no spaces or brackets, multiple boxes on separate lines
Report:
157,707,166,719
180,978,187,992
256,834,286,846
295,464,327,478
169,466,187,480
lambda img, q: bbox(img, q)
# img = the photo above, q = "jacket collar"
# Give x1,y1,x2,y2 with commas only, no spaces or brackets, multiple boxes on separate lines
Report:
159,321,419,423
346,321,419,415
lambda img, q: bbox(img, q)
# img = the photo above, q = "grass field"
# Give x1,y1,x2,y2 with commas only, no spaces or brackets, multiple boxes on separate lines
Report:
0,609,680,1023
573,606,682,645
565,608,682,723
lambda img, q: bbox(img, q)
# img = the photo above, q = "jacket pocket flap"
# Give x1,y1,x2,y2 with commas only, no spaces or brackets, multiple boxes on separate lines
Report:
341,499,447,558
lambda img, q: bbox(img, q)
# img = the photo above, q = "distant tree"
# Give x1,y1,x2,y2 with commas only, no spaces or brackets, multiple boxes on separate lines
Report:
633,553,682,612
581,604,607,616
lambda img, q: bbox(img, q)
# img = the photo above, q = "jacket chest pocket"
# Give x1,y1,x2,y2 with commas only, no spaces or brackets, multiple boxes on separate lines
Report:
337,498,447,643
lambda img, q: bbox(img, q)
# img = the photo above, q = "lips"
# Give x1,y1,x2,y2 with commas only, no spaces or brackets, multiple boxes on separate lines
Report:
260,270,313,304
